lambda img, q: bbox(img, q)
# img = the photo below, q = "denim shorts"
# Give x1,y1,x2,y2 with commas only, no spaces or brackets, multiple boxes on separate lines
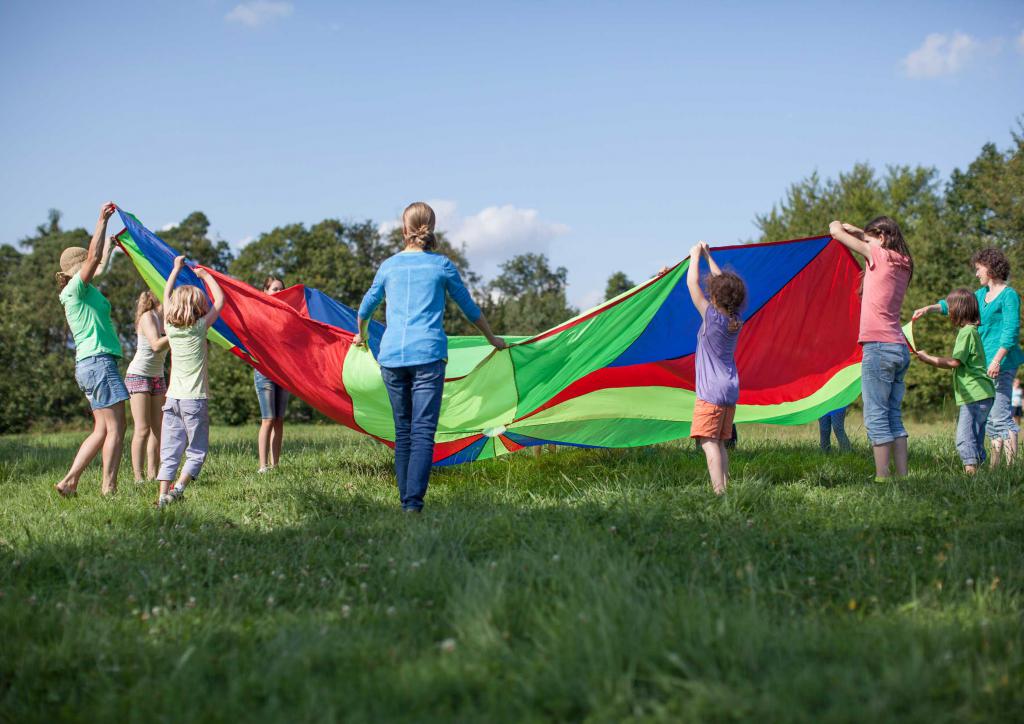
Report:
75,354,130,411
860,342,910,445
254,370,290,420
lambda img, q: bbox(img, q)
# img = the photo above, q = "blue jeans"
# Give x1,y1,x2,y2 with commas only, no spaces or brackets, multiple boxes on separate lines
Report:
819,407,851,451
380,360,446,511
861,342,910,445
254,370,290,419
986,366,1020,440
75,354,130,410
957,398,993,466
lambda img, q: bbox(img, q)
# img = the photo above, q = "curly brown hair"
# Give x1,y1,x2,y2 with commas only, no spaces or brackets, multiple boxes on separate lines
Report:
970,247,1010,282
946,287,980,328
706,272,747,332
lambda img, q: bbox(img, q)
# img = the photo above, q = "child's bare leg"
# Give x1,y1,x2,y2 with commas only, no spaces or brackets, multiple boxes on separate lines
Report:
1004,435,1017,465
718,440,730,491
990,438,1002,468
258,419,273,469
173,471,194,492
699,438,727,495
271,419,284,467
147,394,163,479
99,404,125,495
892,436,908,476
57,414,106,494
872,443,892,478
129,394,150,481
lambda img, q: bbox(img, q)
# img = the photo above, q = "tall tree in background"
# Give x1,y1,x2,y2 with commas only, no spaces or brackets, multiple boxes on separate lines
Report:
482,253,577,336
604,271,635,301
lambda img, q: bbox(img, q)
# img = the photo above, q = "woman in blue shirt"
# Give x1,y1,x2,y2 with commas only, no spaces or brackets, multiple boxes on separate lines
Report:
914,247,1023,466
355,202,506,512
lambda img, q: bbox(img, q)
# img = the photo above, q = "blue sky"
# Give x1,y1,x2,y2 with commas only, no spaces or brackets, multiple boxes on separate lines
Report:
2,1,1022,308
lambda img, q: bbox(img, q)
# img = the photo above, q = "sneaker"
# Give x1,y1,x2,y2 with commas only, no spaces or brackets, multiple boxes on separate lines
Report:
156,494,173,509
167,487,185,503
258,467,270,474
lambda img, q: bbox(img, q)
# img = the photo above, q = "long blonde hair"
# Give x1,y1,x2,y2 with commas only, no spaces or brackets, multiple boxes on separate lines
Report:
402,202,437,251
164,286,208,328
135,290,159,325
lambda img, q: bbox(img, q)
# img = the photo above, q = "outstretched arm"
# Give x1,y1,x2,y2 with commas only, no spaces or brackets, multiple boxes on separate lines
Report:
79,202,116,285
472,315,508,350
686,243,709,317
912,303,944,321
165,255,185,309
353,268,385,347
829,220,871,260
915,350,960,369
195,268,225,328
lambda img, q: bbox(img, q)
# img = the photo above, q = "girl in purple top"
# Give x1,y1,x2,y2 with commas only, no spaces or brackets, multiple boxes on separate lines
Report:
685,242,747,495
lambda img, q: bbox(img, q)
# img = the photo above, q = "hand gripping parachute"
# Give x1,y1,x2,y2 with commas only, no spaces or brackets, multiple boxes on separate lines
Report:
115,210,863,465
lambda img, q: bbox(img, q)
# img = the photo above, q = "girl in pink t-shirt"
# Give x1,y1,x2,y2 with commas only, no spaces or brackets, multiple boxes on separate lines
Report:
829,217,913,482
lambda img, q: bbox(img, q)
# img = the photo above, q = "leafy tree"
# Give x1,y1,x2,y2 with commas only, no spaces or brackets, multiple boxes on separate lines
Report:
482,253,577,336
605,271,635,301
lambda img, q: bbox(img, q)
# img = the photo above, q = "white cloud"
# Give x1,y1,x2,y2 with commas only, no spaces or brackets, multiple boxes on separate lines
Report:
160,222,178,231
379,200,569,267
903,32,979,78
225,1,293,28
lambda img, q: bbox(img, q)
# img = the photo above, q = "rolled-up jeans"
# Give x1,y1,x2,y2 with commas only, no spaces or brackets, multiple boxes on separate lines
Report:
158,398,210,481
380,360,446,511
986,366,1020,440
957,398,993,466
861,342,910,445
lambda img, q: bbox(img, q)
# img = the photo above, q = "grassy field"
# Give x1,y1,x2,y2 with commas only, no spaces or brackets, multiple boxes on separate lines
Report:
1,417,1021,722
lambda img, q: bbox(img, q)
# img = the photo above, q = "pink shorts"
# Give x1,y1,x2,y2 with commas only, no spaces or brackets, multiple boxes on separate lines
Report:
125,374,167,396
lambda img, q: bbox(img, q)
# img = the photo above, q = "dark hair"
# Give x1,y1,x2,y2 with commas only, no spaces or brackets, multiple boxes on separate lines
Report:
970,248,1010,282
706,272,747,332
263,276,285,292
946,287,980,328
864,216,913,279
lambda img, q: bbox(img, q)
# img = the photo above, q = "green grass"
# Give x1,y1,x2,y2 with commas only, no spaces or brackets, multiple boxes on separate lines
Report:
1,419,1021,722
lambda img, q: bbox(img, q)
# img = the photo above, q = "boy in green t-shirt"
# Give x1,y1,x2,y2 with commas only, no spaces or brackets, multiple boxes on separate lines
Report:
915,288,996,473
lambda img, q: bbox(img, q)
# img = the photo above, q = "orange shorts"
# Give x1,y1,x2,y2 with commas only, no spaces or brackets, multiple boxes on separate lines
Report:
690,399,736,440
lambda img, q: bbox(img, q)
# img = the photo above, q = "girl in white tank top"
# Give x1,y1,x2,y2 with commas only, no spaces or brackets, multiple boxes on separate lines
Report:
124,291,169,483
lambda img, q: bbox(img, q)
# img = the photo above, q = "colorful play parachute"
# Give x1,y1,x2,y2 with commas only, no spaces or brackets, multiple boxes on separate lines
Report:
115,210,863,464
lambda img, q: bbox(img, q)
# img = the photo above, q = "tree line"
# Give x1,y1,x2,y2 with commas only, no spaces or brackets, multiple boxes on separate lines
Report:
1,125,1020,433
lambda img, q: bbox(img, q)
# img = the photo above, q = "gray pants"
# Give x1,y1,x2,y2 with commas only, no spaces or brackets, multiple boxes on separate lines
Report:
158,398,210,481
956,398,993,467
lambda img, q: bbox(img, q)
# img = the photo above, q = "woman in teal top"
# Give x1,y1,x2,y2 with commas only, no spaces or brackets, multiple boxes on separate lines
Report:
54,202,129,497
914,247,1023,466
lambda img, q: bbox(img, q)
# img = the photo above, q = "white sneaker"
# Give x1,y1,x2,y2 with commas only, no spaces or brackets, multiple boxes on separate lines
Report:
258,467,270,474
167,487,185,503
156,494,172,509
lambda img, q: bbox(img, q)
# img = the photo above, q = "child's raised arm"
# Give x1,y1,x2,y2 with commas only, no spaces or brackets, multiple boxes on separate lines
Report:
702,242,723,277
829,220,872,261
79,202,116,285
165,255,185,309
195,268,225,328
139,312,169,352
686,243,709,317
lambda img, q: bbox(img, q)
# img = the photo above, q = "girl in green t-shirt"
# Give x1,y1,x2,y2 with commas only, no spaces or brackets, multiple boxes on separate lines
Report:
915,288,996,474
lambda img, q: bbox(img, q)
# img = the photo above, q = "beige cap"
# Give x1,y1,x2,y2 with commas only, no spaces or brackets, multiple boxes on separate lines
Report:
59,247,88,276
